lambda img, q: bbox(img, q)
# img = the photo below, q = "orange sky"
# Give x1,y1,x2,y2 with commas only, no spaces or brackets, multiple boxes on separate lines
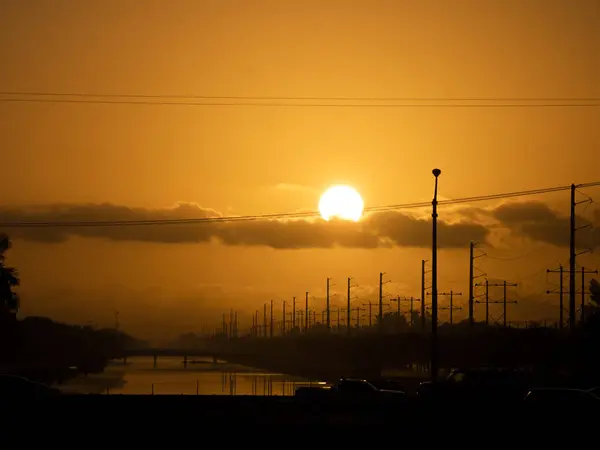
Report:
1,0,599,343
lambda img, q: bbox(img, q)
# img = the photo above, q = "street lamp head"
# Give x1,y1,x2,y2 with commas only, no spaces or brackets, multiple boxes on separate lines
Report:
432,168,441,177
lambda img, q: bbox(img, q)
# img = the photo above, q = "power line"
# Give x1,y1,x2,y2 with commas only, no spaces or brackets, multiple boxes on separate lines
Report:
0,182,598,228
0,93,598,108
2,92,600,102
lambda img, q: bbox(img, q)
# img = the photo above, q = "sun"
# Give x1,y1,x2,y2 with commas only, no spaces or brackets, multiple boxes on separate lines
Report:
318,185,364,222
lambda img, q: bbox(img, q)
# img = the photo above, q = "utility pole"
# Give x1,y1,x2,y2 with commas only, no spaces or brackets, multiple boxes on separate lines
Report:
391,297,419,330
567,183,595,331
282,300,286,335
347,277,352,334
468,241,486,326
569,184,576,331
234,311,238,338
114,311,120,331
352,306,366,328
379,272,384,331
263,304,267,337
468,242,474,325
305,292,309,332
421,260,431,330
546,265,565,329
292,297,296,330
326,278,331,330
362,302,375,327
474,280,491,325
431,168,441,382
254,310,259,337
475,280,517,327
270,300,274,338
437,291,463,324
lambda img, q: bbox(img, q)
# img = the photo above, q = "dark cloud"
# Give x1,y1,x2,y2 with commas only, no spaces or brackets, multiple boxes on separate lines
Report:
0,202,487,249
365,211,488,248
493,201,599,249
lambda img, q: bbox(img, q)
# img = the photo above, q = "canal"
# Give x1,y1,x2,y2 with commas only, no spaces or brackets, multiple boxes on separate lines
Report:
56,356,324,395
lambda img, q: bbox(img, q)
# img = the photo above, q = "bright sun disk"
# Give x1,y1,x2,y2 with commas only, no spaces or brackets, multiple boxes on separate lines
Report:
318,185,364,222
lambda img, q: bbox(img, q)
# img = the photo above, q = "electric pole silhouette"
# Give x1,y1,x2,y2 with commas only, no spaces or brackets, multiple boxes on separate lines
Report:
568,183,595,331
269,300,274,338
326,278,331,330
353,305,366,328
292,297,296,330
391,297,419,329
362,301,376,327
282,300,286,335
347,277,358,334
547,265,566,329
437,291,463,324
379,272,384,331
475,280,517,327
304,292,309,332
421,260,431,330
468,241,486,325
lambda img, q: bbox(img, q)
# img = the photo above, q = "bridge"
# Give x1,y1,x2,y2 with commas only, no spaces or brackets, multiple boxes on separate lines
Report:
120,348,223,366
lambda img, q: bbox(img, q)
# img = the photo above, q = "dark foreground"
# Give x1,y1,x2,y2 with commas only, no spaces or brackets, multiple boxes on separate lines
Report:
3,393,595,427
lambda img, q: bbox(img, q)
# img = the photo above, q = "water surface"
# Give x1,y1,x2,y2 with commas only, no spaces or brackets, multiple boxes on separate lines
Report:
58,356,322,395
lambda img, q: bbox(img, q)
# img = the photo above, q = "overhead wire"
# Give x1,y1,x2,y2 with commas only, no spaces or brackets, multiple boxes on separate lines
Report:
1,92,599,108
1,182,599,228
3,92,600,101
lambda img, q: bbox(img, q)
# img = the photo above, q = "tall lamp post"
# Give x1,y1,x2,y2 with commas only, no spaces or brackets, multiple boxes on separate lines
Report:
431,168,441,382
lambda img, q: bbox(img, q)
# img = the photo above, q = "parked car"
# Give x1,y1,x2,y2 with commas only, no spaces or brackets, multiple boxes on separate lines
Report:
0,374,61,398
523,388,600,406
417,367,531,403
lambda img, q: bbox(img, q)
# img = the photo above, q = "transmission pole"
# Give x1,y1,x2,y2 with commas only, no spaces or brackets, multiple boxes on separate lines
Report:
326,278,331,330
468,241,486,325
282,300,286,335
269,300,274,338
475,280,517,327
114,311,120,331
437,291,463,324
347,277,352,334
546,265,565,329
569,184,576,331
352,306,366,328
391,296,419,330
292,297,296,330
468,242,474,325
362,302,375,327
379,272,384,331
305,292,309,332
568,183,595,331
421,260,432,330
263,303,267,337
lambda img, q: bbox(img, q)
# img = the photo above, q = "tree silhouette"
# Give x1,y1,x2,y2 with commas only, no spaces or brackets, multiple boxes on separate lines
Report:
0,233,20,314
